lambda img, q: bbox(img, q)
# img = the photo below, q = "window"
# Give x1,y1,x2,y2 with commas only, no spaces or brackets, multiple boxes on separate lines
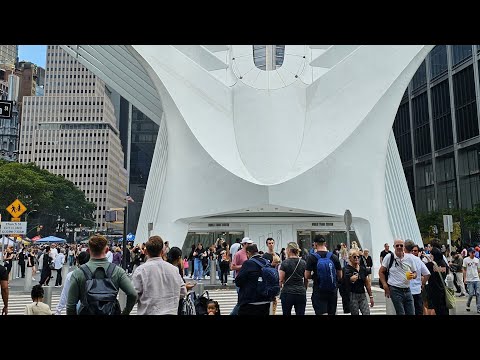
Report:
412,93,431,157
393,102,412,162
430,45,448,79
411,61,427,91
451,45,472,66
453,66,478,142
253,45,285,71
431,80,453,150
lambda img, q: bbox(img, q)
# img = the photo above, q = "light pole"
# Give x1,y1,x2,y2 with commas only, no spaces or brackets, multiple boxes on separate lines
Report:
25,209,38,224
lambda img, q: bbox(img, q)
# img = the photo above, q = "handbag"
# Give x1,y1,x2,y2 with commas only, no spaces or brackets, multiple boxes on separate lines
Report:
433,261,455,310
49,260,55,270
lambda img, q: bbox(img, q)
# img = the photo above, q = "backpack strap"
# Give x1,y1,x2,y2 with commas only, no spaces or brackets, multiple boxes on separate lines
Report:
80,264,93,281
250,257,266,268
105,263,116,279
388,252,395,270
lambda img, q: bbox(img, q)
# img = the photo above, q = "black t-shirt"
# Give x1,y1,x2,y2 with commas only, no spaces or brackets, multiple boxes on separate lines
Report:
262,252,279,264
280,257,307,295
0,264,7,281
380,250,391,262
306,251,342,292
343,265,368,294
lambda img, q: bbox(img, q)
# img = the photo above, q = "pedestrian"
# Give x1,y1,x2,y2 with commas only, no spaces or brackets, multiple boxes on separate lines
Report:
379,239,417,315
235,243,272,316
132,237,187,315
54,249,65,287
405,242,430,315
425,247,449,315
55,251,90,315
39,246,52,286
305,235,342,315
343,249,374,315
0,263,8,315
207,300,220,315
279,242,307,315
463,247,480,313
229,237,252,315
25,284,52,315
66,235,137,315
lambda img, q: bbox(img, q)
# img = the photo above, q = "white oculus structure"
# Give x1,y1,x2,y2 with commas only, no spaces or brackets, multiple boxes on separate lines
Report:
62,45,434,274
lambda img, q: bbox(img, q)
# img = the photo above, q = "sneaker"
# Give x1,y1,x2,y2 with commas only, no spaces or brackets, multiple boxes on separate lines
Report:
459,293,466,297
32,278,35,281
466,306,471,312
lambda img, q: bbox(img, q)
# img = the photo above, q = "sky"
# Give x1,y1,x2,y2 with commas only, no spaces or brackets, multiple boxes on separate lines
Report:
18,45,47,68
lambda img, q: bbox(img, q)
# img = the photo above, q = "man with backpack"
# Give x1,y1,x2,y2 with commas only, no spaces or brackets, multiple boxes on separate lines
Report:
305,235,342,315
235,243,280,315
66,235,137,315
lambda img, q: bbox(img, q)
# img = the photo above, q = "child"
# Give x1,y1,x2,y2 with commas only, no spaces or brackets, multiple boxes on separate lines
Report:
25,284,53,315
183,257,189,277
207,300,220,316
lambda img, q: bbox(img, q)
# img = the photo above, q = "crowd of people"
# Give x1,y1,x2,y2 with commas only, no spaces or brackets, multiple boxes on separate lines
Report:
0,233,479,316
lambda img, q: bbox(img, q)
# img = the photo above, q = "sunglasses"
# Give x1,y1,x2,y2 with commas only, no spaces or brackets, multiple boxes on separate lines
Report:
352,255,360,259
395,244,404,248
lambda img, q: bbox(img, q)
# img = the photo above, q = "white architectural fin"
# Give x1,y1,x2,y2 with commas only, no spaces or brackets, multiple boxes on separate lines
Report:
310,45,361,68
173,45,228,71
309,45,331,49
203,45,229,52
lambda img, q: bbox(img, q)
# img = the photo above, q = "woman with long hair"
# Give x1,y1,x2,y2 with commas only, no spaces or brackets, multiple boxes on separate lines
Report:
343,249,374,315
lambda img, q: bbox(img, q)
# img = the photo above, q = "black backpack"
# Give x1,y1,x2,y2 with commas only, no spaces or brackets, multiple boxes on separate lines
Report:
193,290,210,315
379,252,395,290
78,263,121,315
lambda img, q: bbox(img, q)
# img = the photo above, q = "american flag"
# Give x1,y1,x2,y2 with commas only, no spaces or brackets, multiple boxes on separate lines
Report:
126,193,135,203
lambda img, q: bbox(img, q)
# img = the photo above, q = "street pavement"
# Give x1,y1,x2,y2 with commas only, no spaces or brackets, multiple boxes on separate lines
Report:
4,266,477,315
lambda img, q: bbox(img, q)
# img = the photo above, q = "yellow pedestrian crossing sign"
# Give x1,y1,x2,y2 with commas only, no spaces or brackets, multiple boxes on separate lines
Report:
6,199,27,217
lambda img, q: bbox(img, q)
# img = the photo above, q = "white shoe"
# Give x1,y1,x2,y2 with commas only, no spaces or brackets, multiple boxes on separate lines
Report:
32,278,35,281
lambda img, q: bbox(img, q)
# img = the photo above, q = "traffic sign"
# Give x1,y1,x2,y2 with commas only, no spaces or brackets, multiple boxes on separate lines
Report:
443,215,453,233
0,222,27,235
0,100,13,119
11,217,20,222
6,199,27,217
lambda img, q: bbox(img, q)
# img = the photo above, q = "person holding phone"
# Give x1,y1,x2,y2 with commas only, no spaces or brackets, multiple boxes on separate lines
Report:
343,249,374,315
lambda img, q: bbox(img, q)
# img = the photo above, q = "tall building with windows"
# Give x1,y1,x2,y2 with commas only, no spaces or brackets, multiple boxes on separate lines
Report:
18,45,127,231
0,45,18,67
393,45,480,214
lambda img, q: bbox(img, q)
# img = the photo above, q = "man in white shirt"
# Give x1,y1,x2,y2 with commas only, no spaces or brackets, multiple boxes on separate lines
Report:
379,239,417,315
132,236,186,315
404,240,430,315
54,249,66,287
463,247,480,313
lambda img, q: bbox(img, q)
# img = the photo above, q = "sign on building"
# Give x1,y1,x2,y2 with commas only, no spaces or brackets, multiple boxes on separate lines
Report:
0,100,13,119
0,221,27,235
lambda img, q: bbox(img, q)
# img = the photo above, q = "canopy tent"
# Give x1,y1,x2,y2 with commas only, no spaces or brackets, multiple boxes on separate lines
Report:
35,236,66,244
1,237,15,246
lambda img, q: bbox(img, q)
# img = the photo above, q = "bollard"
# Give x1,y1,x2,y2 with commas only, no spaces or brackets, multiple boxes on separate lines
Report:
118,288,127,311
43,285,53,308
62,265,69,286
12,261,18,279
24,266,33,292
210,259,217,285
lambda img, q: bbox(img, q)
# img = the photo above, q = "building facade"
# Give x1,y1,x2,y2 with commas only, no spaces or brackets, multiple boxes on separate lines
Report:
18,45,127,231
393,45,480,215
0,45,18,67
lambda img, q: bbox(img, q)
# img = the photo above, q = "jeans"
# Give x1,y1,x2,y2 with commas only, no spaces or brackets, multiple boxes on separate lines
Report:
230,286,240,315
68,255,75,266
466,281,480,311
412,293,423,315
55,268,63,286
389,286,414,315
280,292,306,315
194,258,203,280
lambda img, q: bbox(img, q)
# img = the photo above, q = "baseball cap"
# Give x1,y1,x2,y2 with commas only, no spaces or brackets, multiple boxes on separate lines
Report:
313,235,326,243
241,237,253,244
468,247,476,253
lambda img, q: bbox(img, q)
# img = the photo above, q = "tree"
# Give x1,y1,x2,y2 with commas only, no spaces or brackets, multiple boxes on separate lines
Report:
0,160,96,236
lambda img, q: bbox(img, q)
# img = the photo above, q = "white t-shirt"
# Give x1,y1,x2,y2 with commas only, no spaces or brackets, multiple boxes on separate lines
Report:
409,255,430,295
229,243,241,259
382,252,417,289
463,256,480,282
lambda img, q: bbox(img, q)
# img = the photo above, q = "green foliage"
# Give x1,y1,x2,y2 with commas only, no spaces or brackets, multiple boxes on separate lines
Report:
0,160,96,235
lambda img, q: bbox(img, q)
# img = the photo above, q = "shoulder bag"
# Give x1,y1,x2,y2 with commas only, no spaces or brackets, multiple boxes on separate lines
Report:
432,261,455,310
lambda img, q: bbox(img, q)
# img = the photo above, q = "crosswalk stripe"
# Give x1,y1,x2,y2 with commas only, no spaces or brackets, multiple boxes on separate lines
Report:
7,288,385,315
